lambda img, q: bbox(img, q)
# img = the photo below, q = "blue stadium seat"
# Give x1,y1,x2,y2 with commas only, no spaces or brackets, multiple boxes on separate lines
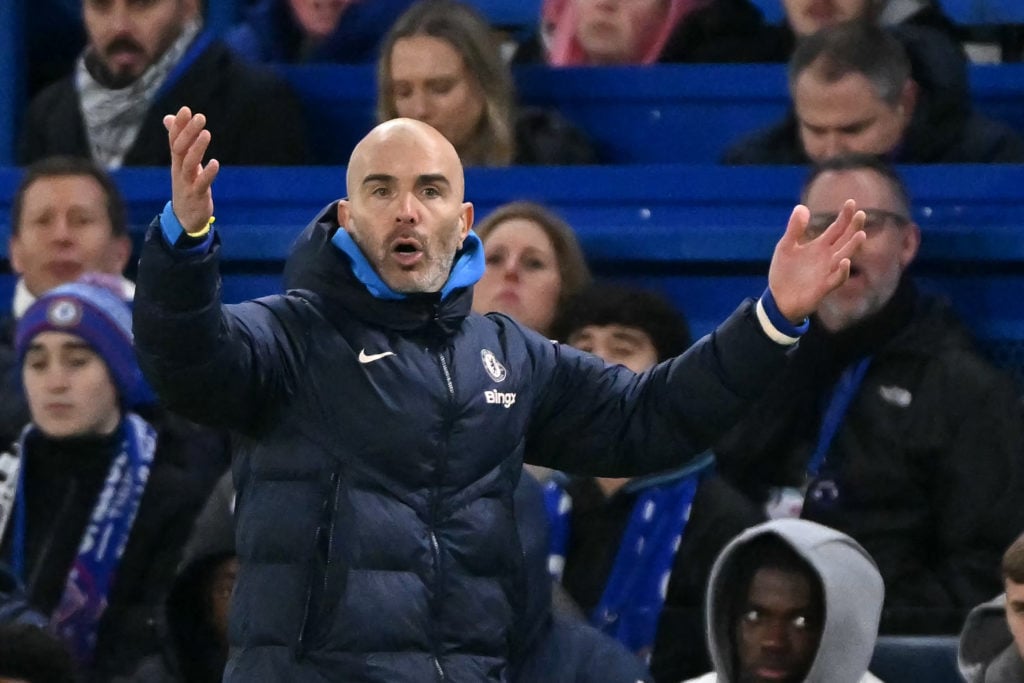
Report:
464,0,541,30
2,163,1023,346
869,635,962,683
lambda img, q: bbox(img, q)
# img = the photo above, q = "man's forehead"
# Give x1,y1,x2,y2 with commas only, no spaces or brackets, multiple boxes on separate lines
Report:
348,126,463,192
1006,578,1024,600
805,168,896,207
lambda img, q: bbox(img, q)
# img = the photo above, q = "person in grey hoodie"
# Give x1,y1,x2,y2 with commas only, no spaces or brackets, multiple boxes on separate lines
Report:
685,518,884,683
959,533,1024,683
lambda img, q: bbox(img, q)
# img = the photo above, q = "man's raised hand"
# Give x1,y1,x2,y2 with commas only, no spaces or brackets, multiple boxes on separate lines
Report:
164,106,219,234
768,199,867,324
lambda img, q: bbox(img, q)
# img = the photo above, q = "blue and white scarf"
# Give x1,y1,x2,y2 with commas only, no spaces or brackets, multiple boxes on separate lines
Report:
11,413,157,665
543,463,706,661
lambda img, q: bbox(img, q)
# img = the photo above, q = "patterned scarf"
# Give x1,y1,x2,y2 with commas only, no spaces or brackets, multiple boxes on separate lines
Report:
12,414,157,665
77,19,201,169
543,463,707,661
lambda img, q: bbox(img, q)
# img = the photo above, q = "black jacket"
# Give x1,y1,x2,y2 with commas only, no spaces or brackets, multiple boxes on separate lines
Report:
723,25,1024,164
0,417,213,681
132,204,790,681
18,37,308,166
713,282,1024,634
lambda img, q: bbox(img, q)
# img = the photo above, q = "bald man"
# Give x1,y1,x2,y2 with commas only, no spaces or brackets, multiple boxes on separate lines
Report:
132,107,864,682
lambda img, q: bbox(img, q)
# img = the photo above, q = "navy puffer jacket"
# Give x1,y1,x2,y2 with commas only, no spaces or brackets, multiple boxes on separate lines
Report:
133,204,789,682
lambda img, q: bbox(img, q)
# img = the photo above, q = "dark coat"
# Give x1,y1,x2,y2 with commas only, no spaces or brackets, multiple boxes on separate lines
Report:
224,0,415,64
132,204,790,681
722,25,1024,164
514,107,599,165
18,37,309,166
0,417,215,681
713,283,1024,634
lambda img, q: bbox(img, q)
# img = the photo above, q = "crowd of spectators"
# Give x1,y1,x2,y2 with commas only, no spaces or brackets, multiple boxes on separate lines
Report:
2,1,1024,682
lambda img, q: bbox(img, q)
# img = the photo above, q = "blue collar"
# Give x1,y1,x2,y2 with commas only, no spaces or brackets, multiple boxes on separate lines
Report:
330,228,485,301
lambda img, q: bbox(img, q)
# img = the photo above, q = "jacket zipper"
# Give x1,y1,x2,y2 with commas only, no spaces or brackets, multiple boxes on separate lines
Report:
296,467,344,659
429,349,456,681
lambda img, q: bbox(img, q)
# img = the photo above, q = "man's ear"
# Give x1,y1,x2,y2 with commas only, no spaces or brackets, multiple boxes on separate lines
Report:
899,221,921,269
110,235,132,274
9,237,23,276
898,79,919,125
457,202,474,248
336,199,350,231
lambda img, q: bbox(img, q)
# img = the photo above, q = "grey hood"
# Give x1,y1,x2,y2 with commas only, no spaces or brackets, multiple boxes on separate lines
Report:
706,519,884,683
958,594,1024,683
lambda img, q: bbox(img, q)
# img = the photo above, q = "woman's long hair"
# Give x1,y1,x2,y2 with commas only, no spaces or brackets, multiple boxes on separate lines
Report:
376,0,516,166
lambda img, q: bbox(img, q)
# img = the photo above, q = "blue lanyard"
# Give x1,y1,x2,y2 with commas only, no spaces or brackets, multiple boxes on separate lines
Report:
806,357,871,478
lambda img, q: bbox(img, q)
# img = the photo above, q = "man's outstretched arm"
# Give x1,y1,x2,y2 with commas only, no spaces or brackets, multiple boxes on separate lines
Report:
525,202,866,477
133,108,295,431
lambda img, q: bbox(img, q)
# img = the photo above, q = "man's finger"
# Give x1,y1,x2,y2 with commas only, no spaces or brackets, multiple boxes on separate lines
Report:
820,200,857,246
181,129,213,176
780,204,810,247
825,258,852,290
195,158,220,194
833,227,867,263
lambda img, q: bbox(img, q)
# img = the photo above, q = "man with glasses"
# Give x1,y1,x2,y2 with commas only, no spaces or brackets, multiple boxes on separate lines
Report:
708,153,1024,638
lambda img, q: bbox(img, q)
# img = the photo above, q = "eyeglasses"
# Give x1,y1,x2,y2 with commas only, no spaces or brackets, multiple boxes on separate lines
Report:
805,208,910,241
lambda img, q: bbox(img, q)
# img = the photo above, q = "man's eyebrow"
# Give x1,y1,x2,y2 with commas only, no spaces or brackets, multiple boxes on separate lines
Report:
361,174,396,186
610,329,647,344
417,174,451,188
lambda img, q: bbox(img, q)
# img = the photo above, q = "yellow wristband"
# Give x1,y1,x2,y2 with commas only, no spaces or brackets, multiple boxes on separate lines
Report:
186,216,215,238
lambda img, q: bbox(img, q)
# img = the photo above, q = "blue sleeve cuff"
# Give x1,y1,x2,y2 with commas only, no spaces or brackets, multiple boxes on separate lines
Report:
757,287,809,345
159,201,215,253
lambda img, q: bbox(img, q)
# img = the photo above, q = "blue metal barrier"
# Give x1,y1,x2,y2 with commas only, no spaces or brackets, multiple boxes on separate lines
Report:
2,163,1023,341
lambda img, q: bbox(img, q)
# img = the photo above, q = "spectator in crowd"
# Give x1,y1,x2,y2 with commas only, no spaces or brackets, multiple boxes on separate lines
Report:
472,201,591,338
959,532,1024,682
225,0,416,64
0,279,213,679
130,107,863,681
723,22,1024,164
0,623,78,683
533,0,783,65
772,0,959,57
685,518,884,683
543,283,761,682
0,157,230,493
115,531,238,683
510,467,653,682
545,0,710,65
0,157,133,447
377,0,597,166
710,154,1024,635
19,0,308,168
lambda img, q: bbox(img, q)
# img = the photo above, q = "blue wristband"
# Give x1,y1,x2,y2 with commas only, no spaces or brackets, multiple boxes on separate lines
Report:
760,287,809,337
159,201,215,252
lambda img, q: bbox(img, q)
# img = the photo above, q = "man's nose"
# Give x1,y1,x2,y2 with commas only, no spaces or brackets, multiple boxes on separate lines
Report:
395,192,420,224
44,367,70,392
106,2,134,35
759,621,790,650
50,216,73,243
822,132,848,159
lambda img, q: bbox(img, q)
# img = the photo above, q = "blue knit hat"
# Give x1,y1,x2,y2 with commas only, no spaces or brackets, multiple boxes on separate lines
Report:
16,280,155,410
